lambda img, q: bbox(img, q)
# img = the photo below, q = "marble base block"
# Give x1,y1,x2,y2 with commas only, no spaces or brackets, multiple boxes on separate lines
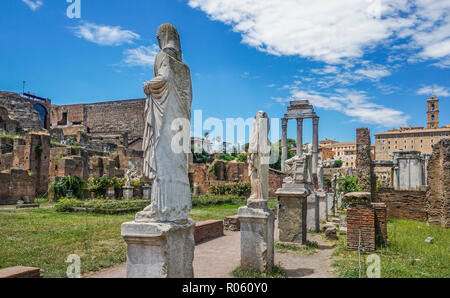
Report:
278,197,308,244
238,207,274,272
121,219,195,278
317,191,327,222
123,186,134,200
307,193,320,232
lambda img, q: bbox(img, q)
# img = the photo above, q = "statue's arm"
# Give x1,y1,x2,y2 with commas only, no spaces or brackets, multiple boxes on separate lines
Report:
144,55,171,97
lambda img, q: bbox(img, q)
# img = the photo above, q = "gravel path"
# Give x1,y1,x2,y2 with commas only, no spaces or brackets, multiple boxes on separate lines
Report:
85,221,336,278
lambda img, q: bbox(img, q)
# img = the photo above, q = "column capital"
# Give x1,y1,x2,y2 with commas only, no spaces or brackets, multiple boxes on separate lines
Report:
313,117,320,125
282,118,288,128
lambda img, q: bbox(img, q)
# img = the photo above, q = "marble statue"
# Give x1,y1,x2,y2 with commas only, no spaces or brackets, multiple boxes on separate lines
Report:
238,111,274,272
136,23,193,223
247,111,271,208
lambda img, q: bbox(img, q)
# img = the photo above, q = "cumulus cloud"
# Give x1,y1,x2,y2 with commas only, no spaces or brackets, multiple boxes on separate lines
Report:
22,0,43,11
417,85,450,97
122,44,159,67
72,22,140,46
188,0,450,66
279,88,409,127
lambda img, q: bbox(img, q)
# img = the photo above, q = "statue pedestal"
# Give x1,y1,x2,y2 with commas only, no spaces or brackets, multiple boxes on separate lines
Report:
123,186,134,200
238,206,274,272
276,183,310,245
317,191,327,222
142,184,151,201
307,192,320,232
121,219,195,278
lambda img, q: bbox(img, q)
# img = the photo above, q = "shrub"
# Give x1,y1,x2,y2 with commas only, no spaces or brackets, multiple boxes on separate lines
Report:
49,176,87,201
210,183,251,197
191,195,246,207
55,198,83,212
55,199,150,214
88,176,125,198
236,153,248,163
215,154,235,161
338,175,362,208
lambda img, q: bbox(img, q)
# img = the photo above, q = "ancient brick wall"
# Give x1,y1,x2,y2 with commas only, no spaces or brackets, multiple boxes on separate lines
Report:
372,203,388,246
0,169,36,205
24,133,51,195
347,204,376,252
0,92,44,134
426,139,450,228
85,99,145,141
376,188,427,221
189,162,285,198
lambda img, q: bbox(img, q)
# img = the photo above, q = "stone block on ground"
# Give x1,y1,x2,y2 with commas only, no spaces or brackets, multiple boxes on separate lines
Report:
325,226,338,240
194,220,224,244
0,266,41,278
340,215,347,227
224,215,240,231
339,226,347,235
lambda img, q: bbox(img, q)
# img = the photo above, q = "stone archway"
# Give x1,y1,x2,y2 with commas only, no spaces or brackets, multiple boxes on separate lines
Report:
33,103,49,129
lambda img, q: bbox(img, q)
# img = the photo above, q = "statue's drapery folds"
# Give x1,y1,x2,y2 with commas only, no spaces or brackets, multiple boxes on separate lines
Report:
137,24,193,223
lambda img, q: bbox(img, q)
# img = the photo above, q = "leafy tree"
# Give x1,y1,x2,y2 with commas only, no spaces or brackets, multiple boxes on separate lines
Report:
270,138,296,171
192,145,212,164
49,176,87,201
236,153,248,163
333,159,343,168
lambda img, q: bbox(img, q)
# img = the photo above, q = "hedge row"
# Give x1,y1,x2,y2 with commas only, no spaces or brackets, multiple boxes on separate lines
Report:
55,198,150,214
191,194,246,207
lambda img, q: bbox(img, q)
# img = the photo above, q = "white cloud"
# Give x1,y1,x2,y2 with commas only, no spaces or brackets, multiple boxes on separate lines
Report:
355,64,391,80
188,0,450,66
72,22,140,46
283,88,409,127
22,0,43,11
417,85,450,97
122,45,159,67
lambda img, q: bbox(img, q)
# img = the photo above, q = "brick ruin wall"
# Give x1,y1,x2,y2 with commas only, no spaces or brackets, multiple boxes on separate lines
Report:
376,188,427,221
50,99,146,149
426,139,449,228
0,92,44,134
347,204,376,251
189,161,285,198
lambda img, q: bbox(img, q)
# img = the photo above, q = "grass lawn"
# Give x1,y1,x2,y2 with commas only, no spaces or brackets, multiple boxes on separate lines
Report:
0,200,271,278
331,218,450,278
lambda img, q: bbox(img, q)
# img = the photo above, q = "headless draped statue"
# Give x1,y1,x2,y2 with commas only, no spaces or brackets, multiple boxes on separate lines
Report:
247,111,271,209
136,24,193,223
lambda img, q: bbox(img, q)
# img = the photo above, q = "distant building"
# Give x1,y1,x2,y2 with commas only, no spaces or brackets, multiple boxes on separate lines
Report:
191,137,212,153
375,94,450,161
323,141,375,169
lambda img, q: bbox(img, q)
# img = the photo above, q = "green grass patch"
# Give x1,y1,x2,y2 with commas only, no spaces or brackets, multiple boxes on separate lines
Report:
275,241,319,255
0,200,251,277
231,266,287,278
331,218,450,278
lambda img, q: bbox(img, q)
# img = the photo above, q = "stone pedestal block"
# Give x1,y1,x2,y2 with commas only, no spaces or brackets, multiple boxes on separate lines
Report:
238,207,274,272
276,183,309,244
123,186,134,200
317,191,327,222
142,184,152,200
307,193,320,232
121,219,195,278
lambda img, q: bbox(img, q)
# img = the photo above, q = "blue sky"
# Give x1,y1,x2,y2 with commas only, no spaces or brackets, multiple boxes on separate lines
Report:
1,0,449,145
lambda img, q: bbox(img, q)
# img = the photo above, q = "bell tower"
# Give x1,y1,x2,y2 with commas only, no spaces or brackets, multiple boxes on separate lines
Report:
427,94,439,129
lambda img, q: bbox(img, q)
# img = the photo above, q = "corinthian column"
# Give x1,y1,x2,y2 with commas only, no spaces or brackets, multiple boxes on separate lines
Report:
281,118,288,172
312,117,319,174
297,118,303,156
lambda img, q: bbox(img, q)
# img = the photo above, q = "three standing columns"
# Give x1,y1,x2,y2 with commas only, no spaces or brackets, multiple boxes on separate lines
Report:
281,117,319,173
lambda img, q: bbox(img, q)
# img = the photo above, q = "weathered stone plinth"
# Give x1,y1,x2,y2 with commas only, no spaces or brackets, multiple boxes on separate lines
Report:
238,206,274,272
317,191,327,222
276,184,309,244
121,219,195,278
307,193,320,232
123,186,134,200
142,184,151,200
